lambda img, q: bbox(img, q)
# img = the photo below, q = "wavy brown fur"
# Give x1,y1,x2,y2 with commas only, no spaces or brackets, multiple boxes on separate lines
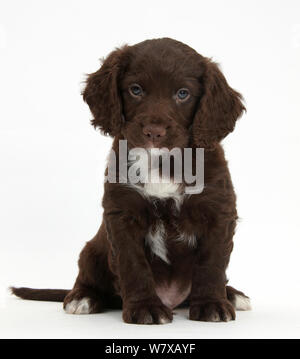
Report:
11,38,249,324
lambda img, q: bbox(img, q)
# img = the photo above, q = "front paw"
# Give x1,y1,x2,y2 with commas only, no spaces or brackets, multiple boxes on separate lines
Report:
190,299,235,322
123,302,173,325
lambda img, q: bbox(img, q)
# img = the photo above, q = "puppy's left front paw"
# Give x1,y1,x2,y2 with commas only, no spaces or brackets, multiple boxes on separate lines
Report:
189,299,235,322
123,303,173,325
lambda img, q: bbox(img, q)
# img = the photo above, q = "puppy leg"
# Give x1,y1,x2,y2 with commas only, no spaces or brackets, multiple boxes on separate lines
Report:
189,218,237,322
64,226,121,314
105,207,172,325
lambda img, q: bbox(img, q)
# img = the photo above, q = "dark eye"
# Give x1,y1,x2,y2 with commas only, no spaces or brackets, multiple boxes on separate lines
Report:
129,84,143,97
176,88,190,101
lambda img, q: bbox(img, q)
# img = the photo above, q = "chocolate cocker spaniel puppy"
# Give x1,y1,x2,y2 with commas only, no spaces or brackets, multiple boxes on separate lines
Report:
12,38,251,324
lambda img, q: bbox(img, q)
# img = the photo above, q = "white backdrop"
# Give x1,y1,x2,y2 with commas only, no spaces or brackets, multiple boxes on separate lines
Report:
0,0,300,338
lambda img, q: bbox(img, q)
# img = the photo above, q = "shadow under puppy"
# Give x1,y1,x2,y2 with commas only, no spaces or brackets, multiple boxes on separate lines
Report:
11,38,251,324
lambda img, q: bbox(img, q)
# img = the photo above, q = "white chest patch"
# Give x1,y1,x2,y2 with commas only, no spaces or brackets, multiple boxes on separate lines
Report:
127,148,196,263
145,220,169,264
143,181,181,199
127,147,184,206
128,172,184,206
145,221,197,265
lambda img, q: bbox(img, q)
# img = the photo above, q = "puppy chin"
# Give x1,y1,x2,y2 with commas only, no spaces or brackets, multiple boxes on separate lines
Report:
126,138,179,151
144,141,172,150
145,141,155,149
141,141,164,150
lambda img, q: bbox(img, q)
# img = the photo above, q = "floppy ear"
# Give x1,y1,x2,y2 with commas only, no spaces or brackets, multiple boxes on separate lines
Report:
192,58,245,150
82,45,129,136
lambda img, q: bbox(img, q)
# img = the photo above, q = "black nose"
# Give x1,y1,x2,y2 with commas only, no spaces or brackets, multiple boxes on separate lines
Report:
143,124,167,141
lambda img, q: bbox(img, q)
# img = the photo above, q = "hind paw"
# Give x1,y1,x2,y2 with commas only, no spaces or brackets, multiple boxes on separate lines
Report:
63,289,103,314
64,297,92,314
234,294,252,311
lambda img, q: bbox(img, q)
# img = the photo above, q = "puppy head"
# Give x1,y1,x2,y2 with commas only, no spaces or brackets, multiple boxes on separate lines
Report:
83,38,245,150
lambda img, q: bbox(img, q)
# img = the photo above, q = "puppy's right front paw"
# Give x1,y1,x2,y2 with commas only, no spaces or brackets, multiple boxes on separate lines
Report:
123,302,173,325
